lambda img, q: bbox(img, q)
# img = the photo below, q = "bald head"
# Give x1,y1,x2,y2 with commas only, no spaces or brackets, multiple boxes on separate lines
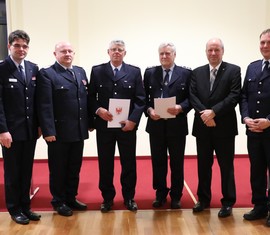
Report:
205,38,224,67
54,41,75,68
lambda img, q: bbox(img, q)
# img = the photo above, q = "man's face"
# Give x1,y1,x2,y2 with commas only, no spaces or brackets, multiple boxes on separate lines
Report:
206,40,224,67
107,43,126,67
54,43,75,67
260,33,270,60
159,46,176,69
8,38,29,63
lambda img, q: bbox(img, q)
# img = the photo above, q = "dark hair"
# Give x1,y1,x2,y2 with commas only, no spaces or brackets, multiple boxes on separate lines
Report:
260,28,270,39
8,30,30,45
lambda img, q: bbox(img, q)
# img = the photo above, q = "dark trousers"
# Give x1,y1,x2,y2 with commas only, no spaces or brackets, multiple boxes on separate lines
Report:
96,129,137,201
247,136,270,206
47,140,84,207
2,140,37,215
149,133,186,201
196,136,236,206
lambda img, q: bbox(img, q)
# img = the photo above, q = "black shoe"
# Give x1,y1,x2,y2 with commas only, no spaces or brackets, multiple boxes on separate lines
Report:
100,200,113,213
124,199,138,212
193,202,210,213
53,204,73,216
266,214,270,227
11,213,30,225
218,206,232,218
66,199,87,211
171,200,181,209
23,210,41,221
243,208,268,220
152,198,167,208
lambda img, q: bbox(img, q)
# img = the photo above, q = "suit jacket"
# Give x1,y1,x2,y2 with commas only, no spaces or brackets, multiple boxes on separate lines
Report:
0,56,39,141
37,62,90,142
143,65,191,136
190,61,241,138
88,62,145,130
240,59,270,137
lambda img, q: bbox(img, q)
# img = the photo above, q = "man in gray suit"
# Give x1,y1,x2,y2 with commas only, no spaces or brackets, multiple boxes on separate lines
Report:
189,38,241,217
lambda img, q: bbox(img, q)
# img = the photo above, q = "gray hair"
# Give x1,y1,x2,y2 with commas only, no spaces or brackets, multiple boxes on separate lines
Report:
260,28,270,38
109,40,125,49
158,42,176,54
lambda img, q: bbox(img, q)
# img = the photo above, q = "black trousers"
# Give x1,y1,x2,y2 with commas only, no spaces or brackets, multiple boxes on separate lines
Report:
96,129,137,202
2,140,37,215
196,136,236,206
149,132,186,201
47,140,84,207
247,136,270,206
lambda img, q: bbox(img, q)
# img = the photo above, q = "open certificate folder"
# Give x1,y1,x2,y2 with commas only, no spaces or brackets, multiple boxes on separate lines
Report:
154,96,176,119
108,98,130,128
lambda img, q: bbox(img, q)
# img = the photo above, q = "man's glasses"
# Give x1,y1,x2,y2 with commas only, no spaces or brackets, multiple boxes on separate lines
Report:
110,48,125,53
11,44,29,49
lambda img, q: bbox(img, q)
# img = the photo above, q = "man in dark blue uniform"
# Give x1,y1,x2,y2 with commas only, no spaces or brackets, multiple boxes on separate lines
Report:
88,40,145,212
37,42,91,216
0,30,41,224
241,28,270,226
143,42,191,209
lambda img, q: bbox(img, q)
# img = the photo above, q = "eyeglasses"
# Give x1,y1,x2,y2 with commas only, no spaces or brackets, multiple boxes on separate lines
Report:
11,44,29,49
159,52,173,57
110,48,125,53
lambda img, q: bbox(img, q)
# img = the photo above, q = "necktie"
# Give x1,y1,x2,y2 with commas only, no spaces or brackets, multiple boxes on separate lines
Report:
114,68,119,78
67,68,76,81
19,65,26,82
262,61,269,77
162,69,170,98
210,68,217,91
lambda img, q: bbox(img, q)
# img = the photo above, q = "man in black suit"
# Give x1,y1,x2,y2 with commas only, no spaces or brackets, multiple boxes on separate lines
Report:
240,28,270,226
37,42,91,216
143,42,191,209
88,40,145,212
0,30,41,224
189,38,241,217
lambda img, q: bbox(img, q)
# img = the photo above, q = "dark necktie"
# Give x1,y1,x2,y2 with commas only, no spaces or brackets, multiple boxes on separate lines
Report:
67,68,76,81
262,61,269,77
19,65,26,82
210,68,217,91
114,68,119,78
162,69,170,98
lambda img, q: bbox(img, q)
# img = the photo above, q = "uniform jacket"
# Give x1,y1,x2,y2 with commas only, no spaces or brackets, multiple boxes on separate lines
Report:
0,56,39,141
190,61,241,138
37,62,90,142
143,65,191,136
88,62,145,130
240,59,270,137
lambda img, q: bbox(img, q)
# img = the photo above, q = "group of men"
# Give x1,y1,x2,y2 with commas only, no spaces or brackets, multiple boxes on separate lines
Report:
0,29,270,228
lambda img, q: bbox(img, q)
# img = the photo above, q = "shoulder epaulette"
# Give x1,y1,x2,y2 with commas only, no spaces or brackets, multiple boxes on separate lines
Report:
179,65,192,70
250,60,261,65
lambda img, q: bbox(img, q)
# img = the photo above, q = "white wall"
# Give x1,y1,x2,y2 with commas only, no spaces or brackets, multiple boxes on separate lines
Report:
4,0,270,158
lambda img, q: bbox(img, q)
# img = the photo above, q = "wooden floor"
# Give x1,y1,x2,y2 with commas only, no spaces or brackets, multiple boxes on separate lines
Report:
1,208,270,235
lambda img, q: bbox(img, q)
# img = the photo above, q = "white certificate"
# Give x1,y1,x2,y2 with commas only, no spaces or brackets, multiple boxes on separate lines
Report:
108,98,130,128
154,96,176,119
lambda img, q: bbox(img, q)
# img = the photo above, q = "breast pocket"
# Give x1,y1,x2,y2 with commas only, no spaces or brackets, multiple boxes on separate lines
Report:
247,79,257,93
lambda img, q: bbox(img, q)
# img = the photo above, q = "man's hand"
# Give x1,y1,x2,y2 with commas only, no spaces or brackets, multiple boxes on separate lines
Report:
120,120,136,132
148,108,161,121
0,132,12,148
167,105,182,116
97,107,113,122
200,109,216,127
45,136,56,142
245,118,270,132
